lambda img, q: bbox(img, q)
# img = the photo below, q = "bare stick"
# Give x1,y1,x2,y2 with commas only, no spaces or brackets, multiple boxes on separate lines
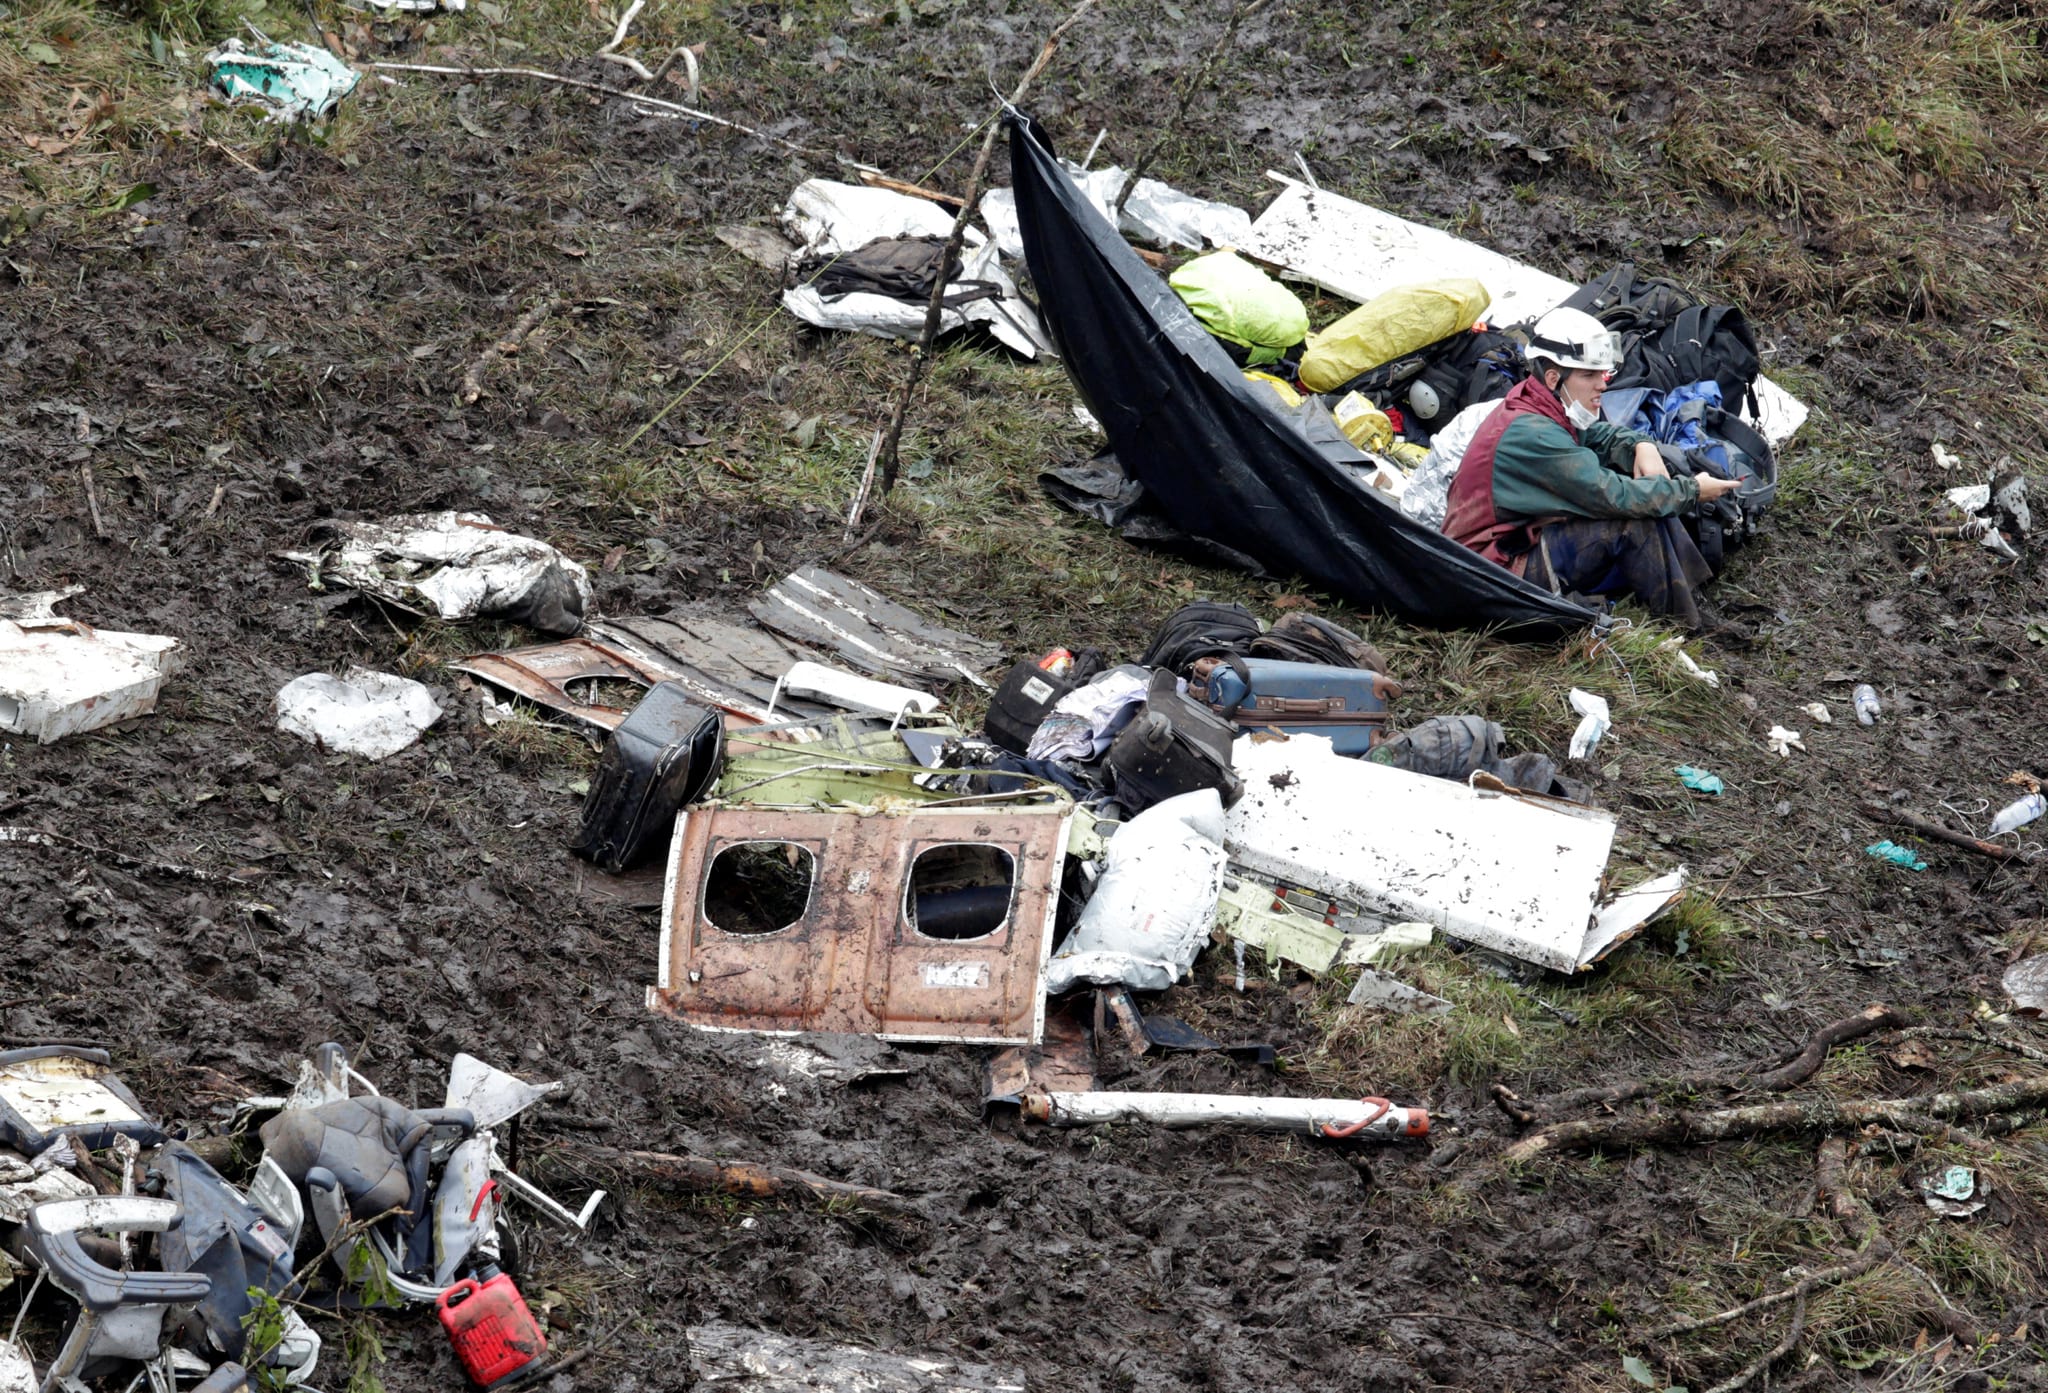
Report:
843,427,884,539
461,294,561,405
1528,1004,1900,1121
1861,802,2027,863
80,465,106,538
596,51,655,81
581,1144,926,1220
872,0,1100,497
643,45,700,102
857,170,964,208
1111,0,1267,220
368,63,865,168
1503,1069,2048,1164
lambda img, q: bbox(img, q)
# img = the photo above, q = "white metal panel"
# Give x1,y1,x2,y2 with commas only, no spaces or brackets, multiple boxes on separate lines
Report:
1224,733,1617,973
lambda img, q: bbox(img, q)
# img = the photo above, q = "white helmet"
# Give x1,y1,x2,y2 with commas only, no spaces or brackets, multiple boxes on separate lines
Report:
1526,307,1622,372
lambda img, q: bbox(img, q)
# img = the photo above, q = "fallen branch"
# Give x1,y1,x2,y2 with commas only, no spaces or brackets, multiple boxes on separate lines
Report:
856,170,963,208
368,63,862,169
1895,1023,2048,1066
460,294,562,405
580,1145,925,1220
1516,1004,1901,1123
872,0,1100,496
1860,802,2026,863
598,0,645,53
1504,1070,2048,1164
1703,1292,1806,1393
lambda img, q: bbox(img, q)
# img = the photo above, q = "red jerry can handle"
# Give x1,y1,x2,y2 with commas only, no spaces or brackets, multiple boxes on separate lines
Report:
438,1278,481,1314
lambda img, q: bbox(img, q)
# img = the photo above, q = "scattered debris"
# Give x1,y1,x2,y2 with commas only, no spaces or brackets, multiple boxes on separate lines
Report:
1214,870,1429,977
1568,688,1610,760
275,667,442,760
1853,683,1881,725
1675,764,1725,796
205,40,361,123
1043,790,1226,994
687,1323,1026,1392
0,1049,163,1156
1864,840,1928,872
1931,442,1962,470
770,660,938,720
1346,968,1453,1016
1657,637,1721,688
749,567,999,688
1920,1165,1985,1219
1766,725,1805,757
1021,1089,1429,1139
1988,789,2045,837
2004,956,2048,1016
1226,733,1685,973
0,590,180,743
580,1144,924,1220
1801,701,1832,724
280,512,593,636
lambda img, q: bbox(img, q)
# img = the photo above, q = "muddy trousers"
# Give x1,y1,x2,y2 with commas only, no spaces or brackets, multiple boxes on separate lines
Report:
1524,515,1714,630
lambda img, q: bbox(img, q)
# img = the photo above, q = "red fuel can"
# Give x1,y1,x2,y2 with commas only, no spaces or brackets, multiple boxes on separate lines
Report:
437,1271,548,1388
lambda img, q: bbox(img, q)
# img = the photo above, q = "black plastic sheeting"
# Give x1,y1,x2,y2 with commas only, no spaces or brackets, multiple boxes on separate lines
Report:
1006,114,1596,639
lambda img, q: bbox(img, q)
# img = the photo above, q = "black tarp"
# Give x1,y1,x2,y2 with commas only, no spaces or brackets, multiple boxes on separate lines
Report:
1006,114,1596,639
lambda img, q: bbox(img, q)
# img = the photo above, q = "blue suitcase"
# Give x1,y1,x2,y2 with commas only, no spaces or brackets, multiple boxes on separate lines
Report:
1189,657,1400,755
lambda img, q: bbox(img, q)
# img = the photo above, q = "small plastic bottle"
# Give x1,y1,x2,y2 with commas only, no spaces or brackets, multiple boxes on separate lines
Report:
1852,684,1881,725
1989,792,2047,837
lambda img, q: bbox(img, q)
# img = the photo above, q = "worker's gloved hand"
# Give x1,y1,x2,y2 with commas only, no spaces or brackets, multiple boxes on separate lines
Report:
258,1095,436,1221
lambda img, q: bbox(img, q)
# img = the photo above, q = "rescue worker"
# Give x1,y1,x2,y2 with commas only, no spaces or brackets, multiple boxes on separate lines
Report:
1441,306,1743,632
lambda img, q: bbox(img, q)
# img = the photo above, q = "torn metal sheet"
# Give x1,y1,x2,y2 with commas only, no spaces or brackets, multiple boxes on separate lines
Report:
986,1008,1095,1103
748,567,999,688
1225,733,1686,973
651,802,1071,1044
279,511,592,636
1346,969,1453,1016
0,593,179,743
1240,175,1808,448
716,722,986,808
688,1322,1026,1392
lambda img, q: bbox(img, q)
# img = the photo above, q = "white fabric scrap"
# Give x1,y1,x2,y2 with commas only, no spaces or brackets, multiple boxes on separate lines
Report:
1657,637,1720,688
276,666,442,760
1802,701,1832,724
1567,688,1611,761
780,178,983,258
781,238,1054,360
1766,725,1805,757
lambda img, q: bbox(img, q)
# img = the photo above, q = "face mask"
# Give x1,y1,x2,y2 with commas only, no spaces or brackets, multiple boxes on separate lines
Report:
1564,395,1600,431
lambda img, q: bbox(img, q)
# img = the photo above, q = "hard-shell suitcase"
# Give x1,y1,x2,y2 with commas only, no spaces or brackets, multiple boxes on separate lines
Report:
1190,657,1400,755
984,660,1079,755
1103,670,1244,814
570,681,724,872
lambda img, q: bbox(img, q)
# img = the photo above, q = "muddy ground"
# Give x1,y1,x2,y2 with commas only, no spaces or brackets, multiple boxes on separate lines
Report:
4,0,2048,1388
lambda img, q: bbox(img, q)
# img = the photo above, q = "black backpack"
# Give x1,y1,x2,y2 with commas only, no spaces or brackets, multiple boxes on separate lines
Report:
1246,611,1390,677
1560,263,1762,416
1139,601,1262,675
1656,408,1778,576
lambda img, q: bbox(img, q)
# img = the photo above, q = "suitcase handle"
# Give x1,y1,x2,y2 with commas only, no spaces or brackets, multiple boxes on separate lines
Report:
1259,696,1349,715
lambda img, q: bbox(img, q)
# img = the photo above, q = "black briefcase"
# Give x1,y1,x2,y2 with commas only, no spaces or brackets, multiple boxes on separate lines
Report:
1103,670,1244,815
570,682,724,872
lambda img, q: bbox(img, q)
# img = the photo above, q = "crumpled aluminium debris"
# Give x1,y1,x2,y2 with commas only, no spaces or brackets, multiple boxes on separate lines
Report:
206,40,361,123
280,511,593,635
981,161,1252,255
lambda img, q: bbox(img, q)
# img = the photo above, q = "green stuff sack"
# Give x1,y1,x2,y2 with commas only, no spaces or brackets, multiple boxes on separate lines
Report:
1169,251,1309,368
1297,278,1492,393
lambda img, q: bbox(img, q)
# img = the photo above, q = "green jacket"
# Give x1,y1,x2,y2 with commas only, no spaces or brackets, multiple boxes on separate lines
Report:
1490,412,1700,521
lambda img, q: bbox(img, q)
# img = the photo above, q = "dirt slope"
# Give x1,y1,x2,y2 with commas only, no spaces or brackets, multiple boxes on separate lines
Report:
3,0,2047,1389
